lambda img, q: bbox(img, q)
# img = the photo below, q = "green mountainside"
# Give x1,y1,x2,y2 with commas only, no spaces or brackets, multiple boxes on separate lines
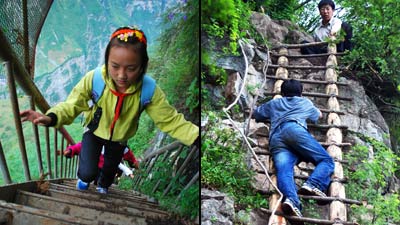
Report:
35,0,175,105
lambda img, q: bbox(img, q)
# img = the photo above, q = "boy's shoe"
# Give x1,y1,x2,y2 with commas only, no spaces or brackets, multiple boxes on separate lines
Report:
96,187,108,194
76,179,89,190
282,198,303,217
298,183,327,197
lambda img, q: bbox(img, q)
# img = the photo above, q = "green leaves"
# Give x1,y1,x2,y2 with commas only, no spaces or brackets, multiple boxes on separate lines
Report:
345,135,400,224
201,111,268,209
151,0,199,119
201,0,251,53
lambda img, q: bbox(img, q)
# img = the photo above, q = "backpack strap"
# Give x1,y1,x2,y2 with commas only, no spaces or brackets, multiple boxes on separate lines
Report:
91,67,105,104
139,75,156,113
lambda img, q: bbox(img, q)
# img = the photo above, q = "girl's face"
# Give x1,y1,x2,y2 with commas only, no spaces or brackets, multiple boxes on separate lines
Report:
108,45,142,93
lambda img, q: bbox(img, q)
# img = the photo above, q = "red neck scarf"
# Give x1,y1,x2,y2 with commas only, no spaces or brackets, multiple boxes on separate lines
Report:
109,89,132,138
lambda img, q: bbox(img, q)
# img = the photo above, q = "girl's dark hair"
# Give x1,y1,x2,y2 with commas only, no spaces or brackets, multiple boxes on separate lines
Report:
104,27,149,81
281,79,303,97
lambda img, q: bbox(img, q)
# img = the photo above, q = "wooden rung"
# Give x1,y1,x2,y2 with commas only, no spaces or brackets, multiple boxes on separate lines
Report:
320,142,352,147
256,120,349,130
268,64,329,70
308,124,348,130
272,41,328,49
255,171,348,183
319,109,345,115
260,208,358,225
263,75,348,86
263,92,353,101
253,149,349,163
271,52,347,58
299,195,362,205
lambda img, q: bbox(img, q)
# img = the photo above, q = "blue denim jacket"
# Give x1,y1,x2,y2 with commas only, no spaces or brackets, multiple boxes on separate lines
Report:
253,97,320,137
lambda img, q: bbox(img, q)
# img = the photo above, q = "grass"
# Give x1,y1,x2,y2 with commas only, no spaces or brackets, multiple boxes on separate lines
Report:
0,96,85,185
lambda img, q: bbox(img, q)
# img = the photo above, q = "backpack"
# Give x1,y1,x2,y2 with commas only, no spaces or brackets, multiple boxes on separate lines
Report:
91,66,156,113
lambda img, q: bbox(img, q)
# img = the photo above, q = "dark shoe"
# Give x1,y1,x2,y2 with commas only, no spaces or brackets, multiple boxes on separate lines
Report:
298,183,329,205
282,199,303,217
298,183,327,197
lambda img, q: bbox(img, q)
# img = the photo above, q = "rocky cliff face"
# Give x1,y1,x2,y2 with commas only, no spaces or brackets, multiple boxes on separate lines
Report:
202,12,396,224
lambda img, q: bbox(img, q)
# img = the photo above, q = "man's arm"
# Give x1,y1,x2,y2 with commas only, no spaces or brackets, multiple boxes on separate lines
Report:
252,104,270,122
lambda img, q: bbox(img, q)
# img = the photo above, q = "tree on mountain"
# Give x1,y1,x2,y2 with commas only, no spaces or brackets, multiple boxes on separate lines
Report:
151,0,199,121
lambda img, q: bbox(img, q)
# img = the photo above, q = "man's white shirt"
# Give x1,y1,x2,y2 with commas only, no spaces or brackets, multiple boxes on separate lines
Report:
314,17,342,41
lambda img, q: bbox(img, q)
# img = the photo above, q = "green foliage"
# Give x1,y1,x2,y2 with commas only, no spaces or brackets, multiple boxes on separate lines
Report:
185,77,199,114
345,135,400,224
201,0,251,54
0,97,50,185
150,0,199,120
127,113,156,157
294,0,328,33
262,0,298,21
117,176,134,191
159,183,199,220
137,146,199,220
201,111,268,209
200,54,228,111
341,1,400,76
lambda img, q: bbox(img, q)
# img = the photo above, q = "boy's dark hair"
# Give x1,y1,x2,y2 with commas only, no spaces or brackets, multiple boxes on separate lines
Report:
281,79,303,97
318,0,335,10
104,27,149,81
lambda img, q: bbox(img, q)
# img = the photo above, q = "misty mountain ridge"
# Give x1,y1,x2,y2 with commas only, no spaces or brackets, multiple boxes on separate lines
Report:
34,0,179,106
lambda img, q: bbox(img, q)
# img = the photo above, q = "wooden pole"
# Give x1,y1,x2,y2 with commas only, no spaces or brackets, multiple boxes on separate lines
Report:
325,42,347,224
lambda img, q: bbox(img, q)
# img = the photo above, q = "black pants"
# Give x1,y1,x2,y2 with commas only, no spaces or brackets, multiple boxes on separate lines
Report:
78,131,125,188
301,22,353,54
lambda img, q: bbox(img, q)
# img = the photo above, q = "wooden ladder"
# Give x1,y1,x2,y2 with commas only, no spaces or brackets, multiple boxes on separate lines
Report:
250,42,360,225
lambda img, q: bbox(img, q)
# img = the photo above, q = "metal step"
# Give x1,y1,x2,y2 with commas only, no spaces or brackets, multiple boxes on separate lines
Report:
46,186,168,217
60,179,146,199
48,183,161,210
0,200,92,224
15,190,149,225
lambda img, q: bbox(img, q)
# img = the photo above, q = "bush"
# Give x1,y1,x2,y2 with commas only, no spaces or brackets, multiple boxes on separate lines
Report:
201,111,267,208
345,135,400,224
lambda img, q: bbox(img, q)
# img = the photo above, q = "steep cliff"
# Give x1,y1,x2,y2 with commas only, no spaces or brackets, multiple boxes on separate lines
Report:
201,12,399,225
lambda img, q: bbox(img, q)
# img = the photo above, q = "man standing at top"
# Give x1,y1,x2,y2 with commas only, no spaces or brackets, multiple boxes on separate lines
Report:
301,0,353,54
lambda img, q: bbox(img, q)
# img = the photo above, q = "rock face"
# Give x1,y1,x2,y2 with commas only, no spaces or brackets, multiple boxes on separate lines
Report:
201,189,235,225
202,11,395,224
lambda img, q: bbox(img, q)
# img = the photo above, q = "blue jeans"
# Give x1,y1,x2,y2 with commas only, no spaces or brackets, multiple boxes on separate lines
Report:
269,121,334,209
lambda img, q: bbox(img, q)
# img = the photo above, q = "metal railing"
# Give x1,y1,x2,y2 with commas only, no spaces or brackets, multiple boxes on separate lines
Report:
0,60,77,185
